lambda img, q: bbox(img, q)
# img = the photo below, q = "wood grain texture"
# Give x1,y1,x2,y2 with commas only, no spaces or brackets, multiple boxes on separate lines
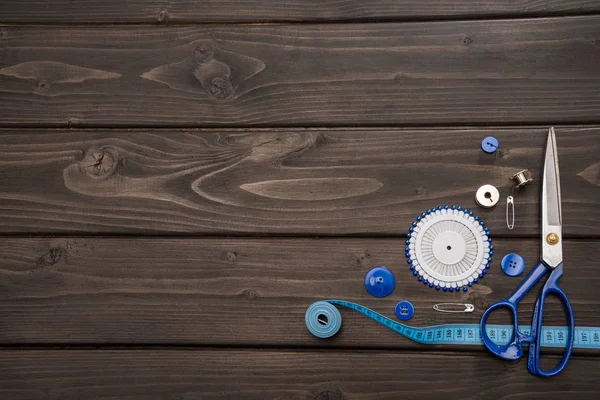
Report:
1,127,598,236
0,0,599,23
1,349,598,399
1,17,600,127
1,237,598,348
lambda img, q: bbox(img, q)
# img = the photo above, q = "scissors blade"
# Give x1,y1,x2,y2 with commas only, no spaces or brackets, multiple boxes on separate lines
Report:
541,127,563,268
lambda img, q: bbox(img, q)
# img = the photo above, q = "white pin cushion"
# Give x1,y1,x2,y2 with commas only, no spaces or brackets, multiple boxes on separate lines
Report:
405,205,493,292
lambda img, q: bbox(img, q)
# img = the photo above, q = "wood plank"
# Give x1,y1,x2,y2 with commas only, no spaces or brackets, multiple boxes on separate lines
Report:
1,127,598,236
1,349,598,399
1,17,600,127
0,0,599,23
1,237,598,349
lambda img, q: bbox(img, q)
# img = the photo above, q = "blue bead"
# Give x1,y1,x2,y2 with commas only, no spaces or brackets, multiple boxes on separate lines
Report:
421,212,426,217
489,251,494,256
410,265,415,270
474,278,478,283
449,287,454,292
451,205,456,210
429,283,434,288
485,264,490,269
417,216,422,221
444,205,449,209
474,216,479,221
463,287,468,292
489,245,494,250
405,247,410,252
413,270,418,276
468,282,473,287
423,279,428,285
437,206,442,210
412,222,417,227
418,276,423,282
480,221,485,226
405,252,410,258
409,227,414,232
482,269,487,275
488,238,493,243
484,227,489,232
469,211,473,216
443,287,448,292
427,209,432,214
488,257,493,262
457,206,462,211
464,208,469,213
479,273,484,278
435,285,441,290
407,259,413,264
407,233,412,238
405,240,410,245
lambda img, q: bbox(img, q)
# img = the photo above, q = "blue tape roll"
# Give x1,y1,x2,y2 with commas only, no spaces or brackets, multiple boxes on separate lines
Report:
305,301,342,338
306,300,600,349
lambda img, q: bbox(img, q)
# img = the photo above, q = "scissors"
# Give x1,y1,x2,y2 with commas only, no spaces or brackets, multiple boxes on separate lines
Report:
480,127,574,377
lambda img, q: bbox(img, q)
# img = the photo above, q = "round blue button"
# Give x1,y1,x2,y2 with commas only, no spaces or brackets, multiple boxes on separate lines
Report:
481,136,499,153
395,300,414,321
364,266,395,298
501,253,526,277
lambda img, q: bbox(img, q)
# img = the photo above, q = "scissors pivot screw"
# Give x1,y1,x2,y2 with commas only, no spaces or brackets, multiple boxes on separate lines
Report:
546,233,559,246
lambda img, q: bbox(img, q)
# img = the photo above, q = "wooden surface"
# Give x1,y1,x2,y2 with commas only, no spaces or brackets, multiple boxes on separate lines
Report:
0,127,598,236
2,350,599,400
2,3,600,399
1,237,599,351
1,17,600,127
1,0,600,23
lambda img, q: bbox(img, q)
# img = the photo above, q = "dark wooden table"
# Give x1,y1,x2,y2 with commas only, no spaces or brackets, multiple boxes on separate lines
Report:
1,1,600,398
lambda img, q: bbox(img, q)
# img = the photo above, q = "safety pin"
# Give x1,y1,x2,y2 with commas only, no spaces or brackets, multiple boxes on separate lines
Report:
506,196,515,230
433,303,475,313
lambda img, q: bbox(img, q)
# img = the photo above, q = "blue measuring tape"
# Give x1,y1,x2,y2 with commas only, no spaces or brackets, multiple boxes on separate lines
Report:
306,300,600,349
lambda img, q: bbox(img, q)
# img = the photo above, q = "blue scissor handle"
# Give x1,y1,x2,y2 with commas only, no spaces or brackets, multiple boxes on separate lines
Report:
480,261,574,377
527,263,574,377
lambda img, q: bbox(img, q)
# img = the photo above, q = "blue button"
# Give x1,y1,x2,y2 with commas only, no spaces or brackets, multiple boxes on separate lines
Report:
364,266,395,298
395,300,414,321
481,136,499,153
501,253,526,277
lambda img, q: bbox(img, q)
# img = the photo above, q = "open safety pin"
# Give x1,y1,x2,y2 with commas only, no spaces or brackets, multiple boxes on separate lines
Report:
433,303,475,313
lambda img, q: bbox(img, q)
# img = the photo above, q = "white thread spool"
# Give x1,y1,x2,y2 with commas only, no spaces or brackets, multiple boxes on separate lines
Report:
475,185,500,208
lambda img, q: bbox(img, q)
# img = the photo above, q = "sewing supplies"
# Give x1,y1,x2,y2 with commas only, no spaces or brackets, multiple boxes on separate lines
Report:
475,185,500,208
511,169,533,188
306,300,597,349
500,253,526,277
305,301,343,338
433,303,475,313
405,205,492,292
395,301,415,320
481,136,499,153
364,266,395,298
480,127,574,377
506,196,515,229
